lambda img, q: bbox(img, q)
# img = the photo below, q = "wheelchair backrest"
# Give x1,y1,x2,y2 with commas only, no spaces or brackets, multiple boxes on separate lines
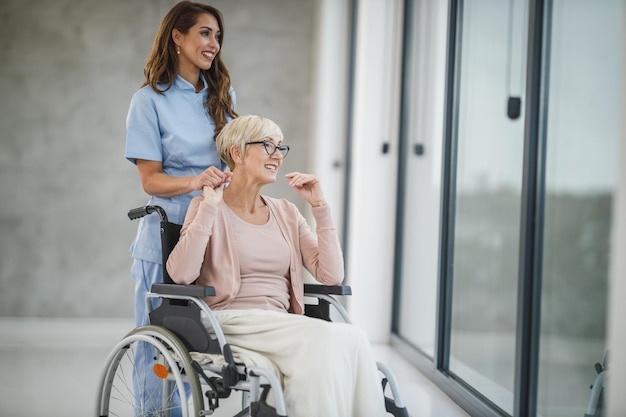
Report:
129,206,223,355
155,219,223,354
160,220,182,284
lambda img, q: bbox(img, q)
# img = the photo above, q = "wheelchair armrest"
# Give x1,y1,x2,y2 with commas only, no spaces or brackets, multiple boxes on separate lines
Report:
304,284,352,323
304,284,352,296
151,283,216,297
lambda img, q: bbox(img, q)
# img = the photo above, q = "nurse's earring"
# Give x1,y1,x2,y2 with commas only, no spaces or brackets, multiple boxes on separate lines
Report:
176,46,181,55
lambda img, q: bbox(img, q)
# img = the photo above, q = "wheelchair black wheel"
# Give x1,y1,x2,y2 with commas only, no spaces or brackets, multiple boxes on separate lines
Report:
96,325,203,417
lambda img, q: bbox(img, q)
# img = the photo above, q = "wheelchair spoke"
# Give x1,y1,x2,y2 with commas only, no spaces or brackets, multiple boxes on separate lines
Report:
97,326,203,417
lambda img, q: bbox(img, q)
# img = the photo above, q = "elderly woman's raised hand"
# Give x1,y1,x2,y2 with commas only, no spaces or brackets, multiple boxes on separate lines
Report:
285,172,327,207
202,172,232,206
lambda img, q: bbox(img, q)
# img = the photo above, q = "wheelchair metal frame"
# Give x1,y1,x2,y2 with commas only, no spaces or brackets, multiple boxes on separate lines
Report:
146,287,289,416
584,351,608,417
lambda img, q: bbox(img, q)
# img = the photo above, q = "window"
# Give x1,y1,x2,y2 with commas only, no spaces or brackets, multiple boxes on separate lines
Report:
536,1,623,415
393,1,623,416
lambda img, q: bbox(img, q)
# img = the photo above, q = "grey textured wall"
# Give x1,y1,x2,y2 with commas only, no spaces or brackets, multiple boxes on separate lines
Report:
0,0,318,318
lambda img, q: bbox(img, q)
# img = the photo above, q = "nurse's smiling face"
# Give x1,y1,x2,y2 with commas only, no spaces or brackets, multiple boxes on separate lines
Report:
173,13,221,82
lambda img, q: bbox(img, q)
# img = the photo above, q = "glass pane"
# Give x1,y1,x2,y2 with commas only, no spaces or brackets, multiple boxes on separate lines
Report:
537,1,624,416
448,0,527,413
396,0,449,357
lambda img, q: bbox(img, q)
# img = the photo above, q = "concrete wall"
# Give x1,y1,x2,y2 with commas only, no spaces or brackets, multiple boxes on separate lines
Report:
0,0,320,318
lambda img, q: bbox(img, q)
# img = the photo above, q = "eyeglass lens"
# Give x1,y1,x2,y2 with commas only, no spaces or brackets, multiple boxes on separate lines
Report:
263,141,289,157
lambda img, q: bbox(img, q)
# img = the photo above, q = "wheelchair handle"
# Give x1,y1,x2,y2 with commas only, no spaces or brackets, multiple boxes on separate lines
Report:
128,205,168,222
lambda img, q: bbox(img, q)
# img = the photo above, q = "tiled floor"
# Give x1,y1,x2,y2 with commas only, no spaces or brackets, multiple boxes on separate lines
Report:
0,318,468,417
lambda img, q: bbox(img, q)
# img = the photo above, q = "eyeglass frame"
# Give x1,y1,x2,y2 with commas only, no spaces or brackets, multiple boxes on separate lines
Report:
245,139,290,158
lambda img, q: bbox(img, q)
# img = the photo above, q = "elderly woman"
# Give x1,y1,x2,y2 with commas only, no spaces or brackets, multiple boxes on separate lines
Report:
166,114,386,416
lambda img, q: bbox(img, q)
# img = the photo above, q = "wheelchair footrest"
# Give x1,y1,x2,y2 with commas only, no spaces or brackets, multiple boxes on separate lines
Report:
192,361,232,412
242,385,287,417
385,396,410,417
381,376,410,417
202,377,232,412
207,377,231,398
250,400,287,417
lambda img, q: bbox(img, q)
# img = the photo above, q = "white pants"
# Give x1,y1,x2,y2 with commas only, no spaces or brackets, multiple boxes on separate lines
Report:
207,309,387,417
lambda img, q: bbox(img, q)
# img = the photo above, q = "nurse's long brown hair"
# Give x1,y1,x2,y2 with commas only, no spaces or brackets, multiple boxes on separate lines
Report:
143,1,238,139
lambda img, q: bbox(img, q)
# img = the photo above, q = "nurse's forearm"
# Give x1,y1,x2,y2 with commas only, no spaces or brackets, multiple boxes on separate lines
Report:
139,171,197,197
136,159,201,197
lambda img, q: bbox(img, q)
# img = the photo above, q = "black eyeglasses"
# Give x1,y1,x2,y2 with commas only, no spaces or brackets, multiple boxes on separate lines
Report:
245,140,290,158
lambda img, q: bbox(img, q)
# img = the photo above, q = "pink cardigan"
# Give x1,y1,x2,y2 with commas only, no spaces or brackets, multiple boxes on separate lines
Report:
166,195,344,314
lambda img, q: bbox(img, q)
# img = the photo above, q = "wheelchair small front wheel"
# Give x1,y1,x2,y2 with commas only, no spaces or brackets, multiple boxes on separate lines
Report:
96,325,203,417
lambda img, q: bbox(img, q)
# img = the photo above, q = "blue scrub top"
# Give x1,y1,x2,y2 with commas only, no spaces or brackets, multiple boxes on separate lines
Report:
125,74,235,264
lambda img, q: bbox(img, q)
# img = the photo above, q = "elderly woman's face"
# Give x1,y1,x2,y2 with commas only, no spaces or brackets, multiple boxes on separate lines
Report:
242,136,285,183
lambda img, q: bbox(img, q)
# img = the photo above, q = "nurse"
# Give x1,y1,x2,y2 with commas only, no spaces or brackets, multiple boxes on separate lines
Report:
124,2,237,413
126,0,236,332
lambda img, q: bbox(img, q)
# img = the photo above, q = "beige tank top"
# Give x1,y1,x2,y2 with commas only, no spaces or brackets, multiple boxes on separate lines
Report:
223,203,291,312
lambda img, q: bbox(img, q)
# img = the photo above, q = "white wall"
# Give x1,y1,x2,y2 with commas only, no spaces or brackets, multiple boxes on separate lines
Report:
309,0,352,237
606,19,626,414
344,0,405,343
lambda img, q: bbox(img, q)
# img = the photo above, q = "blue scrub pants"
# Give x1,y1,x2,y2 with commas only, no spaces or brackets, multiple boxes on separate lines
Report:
131,258,187,417
132,258,161,329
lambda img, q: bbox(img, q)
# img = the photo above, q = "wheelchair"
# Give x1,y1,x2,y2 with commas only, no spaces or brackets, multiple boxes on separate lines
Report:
95,205,410,417
584,351,608,417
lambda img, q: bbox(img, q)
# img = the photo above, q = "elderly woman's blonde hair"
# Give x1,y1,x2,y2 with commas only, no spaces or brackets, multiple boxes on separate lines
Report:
216,115,284,170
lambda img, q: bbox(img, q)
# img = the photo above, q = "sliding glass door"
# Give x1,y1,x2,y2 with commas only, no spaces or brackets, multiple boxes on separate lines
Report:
393,0,623,416
447,0,528,413
536,1,623,416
